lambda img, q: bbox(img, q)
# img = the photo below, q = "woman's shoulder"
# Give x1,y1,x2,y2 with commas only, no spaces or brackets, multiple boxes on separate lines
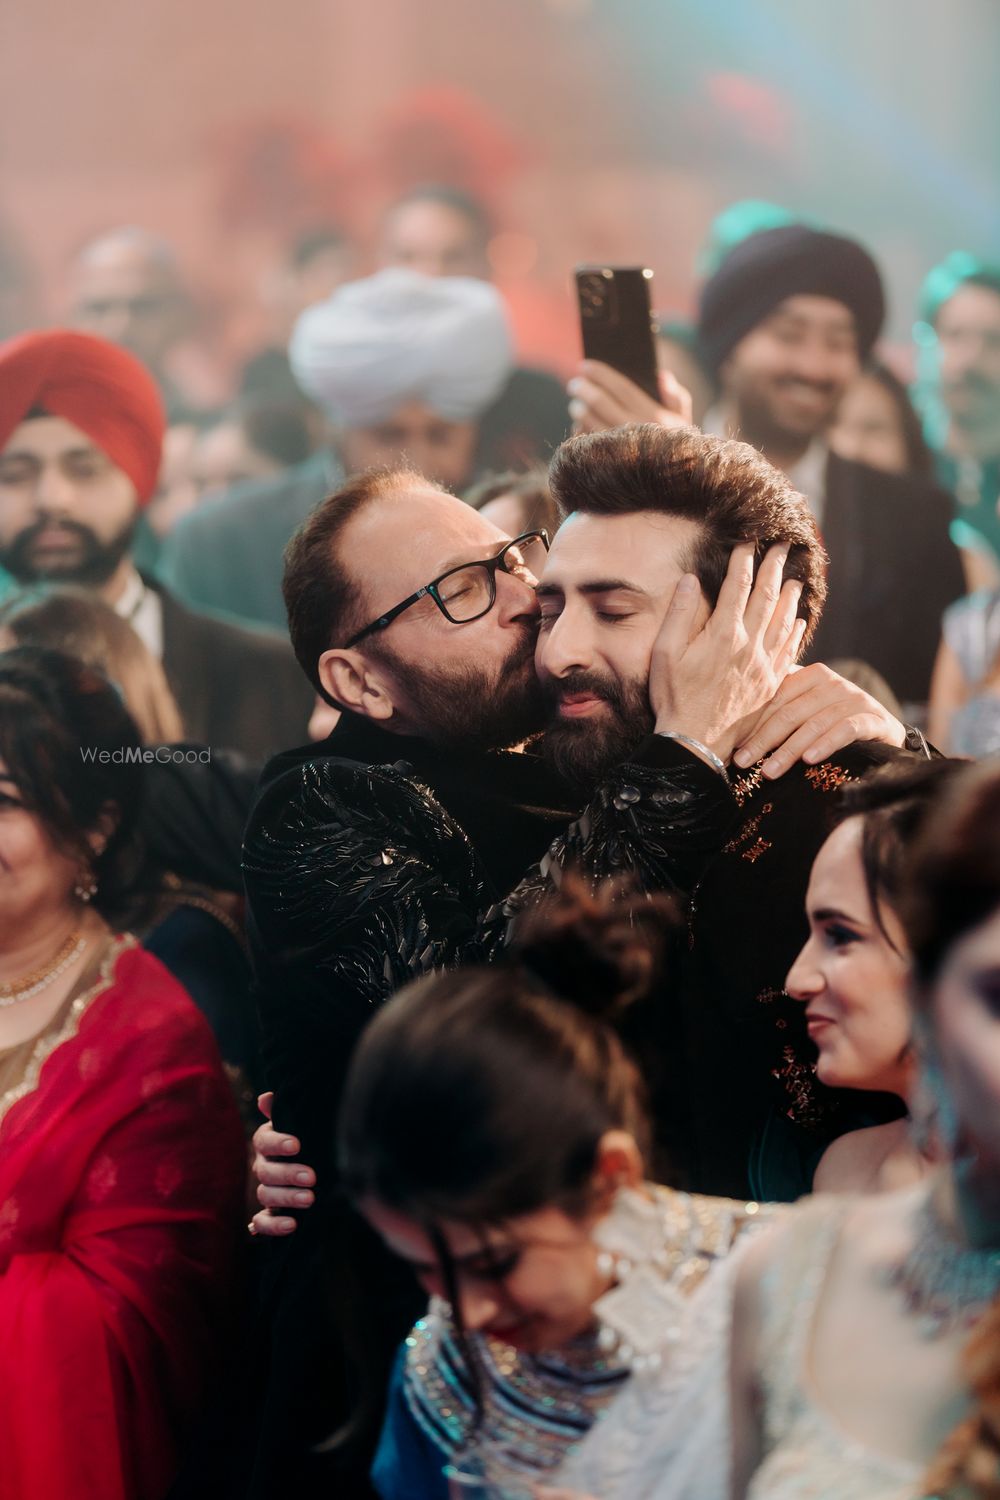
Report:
90,937,225,1063
813,1120,919,1194
732,1191,851,1297
814,1123,887,1189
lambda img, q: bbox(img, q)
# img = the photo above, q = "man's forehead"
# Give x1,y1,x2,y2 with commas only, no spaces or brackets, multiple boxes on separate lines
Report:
345,483,508,575
766,293,857,332
1,414,101,458
74,251,174,297
386,199,476,241
542,509,699,586
361,399,463,433
938,284,1000,329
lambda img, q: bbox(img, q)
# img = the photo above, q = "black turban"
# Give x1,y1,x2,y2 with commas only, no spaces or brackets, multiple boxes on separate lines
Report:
697,225,885,374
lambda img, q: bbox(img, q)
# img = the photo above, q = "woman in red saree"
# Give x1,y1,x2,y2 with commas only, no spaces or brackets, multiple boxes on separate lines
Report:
0,648,245,1499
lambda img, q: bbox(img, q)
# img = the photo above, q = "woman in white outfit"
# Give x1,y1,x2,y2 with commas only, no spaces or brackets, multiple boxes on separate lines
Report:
729,759,1000,1500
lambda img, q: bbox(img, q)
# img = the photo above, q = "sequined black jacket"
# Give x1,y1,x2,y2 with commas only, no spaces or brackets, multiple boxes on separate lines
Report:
241,715,898,1495
245,716,903,1210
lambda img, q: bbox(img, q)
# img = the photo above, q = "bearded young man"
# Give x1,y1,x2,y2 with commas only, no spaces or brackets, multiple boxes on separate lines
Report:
695,224,964,703
0,330,311,760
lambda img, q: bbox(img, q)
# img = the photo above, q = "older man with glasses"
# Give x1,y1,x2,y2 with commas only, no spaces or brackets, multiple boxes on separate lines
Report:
239,453,911,1498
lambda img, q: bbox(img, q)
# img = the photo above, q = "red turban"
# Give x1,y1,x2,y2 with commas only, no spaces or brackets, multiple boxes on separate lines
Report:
0,330,166,505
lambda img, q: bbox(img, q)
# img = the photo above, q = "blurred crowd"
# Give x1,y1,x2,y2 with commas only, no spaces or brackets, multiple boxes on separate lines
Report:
1,180,1000,1500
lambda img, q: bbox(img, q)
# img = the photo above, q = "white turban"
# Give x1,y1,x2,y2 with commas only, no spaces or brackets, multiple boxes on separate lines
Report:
289,268,514,428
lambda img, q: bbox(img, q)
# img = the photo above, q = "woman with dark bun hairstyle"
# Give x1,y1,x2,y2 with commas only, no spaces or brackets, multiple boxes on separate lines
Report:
339,884,781,1498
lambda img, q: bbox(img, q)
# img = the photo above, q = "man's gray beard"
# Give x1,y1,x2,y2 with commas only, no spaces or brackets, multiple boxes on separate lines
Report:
376,632,548,753
541,672,654,790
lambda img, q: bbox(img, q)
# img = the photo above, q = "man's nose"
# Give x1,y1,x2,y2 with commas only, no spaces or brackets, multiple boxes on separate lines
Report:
496,568,540,627
34,465,78,514
92,306,132,344
788,345,838,385
537,610,592,678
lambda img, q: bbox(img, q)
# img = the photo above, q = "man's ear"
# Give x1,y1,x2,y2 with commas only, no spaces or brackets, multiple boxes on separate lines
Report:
318,647,395,722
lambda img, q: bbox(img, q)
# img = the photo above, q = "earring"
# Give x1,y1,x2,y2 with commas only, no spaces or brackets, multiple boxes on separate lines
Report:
74,869,98,903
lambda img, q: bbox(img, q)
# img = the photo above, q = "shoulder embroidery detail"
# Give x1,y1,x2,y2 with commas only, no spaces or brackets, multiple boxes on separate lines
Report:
804,762,854,794
723,803,775,863
0,935,135,1131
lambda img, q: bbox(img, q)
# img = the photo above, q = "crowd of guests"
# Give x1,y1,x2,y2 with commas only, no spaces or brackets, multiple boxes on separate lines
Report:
1,183,1000,1500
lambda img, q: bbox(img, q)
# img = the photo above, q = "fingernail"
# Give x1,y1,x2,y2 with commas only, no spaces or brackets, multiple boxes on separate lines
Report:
803,747,820,763
733,748,751,768
568,398,585,422
294,1170,313,1185
294,1191,313,1206
567,377,582,395
676,573,698,594
277,1218,296,1233
762,757,781,779
281,1139,298,1154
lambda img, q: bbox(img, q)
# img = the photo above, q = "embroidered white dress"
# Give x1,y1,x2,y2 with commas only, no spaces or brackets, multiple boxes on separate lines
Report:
747,1198,923,1500
554,1208,781,1499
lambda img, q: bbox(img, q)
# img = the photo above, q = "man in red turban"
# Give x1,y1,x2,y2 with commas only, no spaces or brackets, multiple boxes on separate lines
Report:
0,329,311,760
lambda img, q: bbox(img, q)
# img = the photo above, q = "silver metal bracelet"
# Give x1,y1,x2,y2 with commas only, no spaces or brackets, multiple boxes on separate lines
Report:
655,731,729,781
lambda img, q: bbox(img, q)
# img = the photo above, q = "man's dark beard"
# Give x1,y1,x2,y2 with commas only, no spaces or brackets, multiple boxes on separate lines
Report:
736,378,841,452
379,628,547,753
541,668,654,790
0,516,137,588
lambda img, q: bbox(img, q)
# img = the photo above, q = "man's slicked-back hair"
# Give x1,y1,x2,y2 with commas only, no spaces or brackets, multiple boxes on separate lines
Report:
548,424,828,647
282,465,425,701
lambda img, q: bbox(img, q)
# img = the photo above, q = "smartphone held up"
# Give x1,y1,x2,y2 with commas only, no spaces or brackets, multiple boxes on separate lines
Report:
574,265,660,402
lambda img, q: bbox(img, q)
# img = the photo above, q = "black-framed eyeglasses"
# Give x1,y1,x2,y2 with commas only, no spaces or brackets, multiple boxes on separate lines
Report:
343,530,550,649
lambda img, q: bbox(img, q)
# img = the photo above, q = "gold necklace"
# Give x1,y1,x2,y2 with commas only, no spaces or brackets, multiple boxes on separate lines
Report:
0,928,86,1007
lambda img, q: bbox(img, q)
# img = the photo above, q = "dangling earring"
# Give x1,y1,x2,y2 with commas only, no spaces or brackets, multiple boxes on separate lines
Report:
74,867,98,903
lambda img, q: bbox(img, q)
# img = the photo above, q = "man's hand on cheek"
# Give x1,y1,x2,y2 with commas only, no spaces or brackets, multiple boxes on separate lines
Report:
649,542,805,770
732,662,906,779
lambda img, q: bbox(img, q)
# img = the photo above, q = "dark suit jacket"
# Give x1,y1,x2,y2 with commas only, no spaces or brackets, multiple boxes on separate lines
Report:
807,454,965,704
154,582,313,761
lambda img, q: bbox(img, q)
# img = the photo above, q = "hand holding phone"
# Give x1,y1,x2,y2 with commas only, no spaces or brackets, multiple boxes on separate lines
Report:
568,359,693,434
572,265,693,434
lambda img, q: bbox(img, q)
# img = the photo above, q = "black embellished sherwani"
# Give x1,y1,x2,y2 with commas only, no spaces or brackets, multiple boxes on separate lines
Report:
240,710,895,1496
